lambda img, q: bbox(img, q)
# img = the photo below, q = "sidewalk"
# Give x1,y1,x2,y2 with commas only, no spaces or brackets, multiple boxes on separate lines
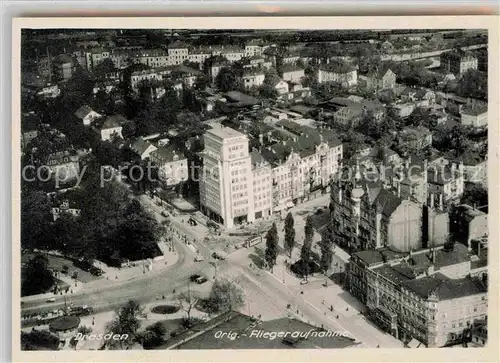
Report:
92,250,179,284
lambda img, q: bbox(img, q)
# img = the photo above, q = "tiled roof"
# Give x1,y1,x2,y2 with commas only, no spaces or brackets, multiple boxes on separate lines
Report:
74,105,94,120
96,115,127,130
150,146,185,163
131,137,155,156
261,123,342,166
433,243,470,269
366,67,394,79
169,40,189,49
54,54,74,64
319,61,356,74
373,189,402,217
461,104,487,116
250,150,268,169
282,64,305,73
403,275,486,301
352,247,405,266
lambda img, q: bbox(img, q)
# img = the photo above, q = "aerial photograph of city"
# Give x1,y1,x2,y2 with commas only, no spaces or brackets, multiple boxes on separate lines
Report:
19,27,488,351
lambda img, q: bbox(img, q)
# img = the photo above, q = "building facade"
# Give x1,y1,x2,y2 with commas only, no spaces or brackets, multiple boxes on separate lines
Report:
440,50,478,76
199,125,255,229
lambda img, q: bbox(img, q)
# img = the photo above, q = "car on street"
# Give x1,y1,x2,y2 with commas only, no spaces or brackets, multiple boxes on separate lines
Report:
46,297,56,303
212,251,227,260
89,267,104,276
190,274,202,282
188,217,198,226
195,276,208,284
300,279,308,285
194,255,204,262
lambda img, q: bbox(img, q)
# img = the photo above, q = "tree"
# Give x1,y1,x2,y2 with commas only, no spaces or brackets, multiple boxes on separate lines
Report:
21,253,55,296
106,300,143,349
264,222,279,271
21,330,60,350
284,212,296,258
433,124,472,157
319,239,334,281
93,58,116,80
461,183,488,211
456,69,487,100
142,321,166,349
300,217,314,281
215,67,239,92
207,278,245,313
177,289,198,320
21,190,52,250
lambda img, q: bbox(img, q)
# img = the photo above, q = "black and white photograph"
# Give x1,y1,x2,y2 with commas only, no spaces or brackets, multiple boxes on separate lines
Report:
15,19,492,355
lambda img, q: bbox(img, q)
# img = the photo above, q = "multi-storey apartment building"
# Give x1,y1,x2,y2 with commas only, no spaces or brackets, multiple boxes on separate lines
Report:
149,146,189,187
242,69,266,88
250,150,273,220
261,120,343,213
167,41,190,65
366,68,397,90
132,49,170,68
199,125,255,229
440,49,478,76
85,49,110,71
317,61,357,87
348,243,487,347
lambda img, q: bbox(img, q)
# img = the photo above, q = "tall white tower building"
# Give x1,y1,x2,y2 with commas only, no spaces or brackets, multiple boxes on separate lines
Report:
199,125,255,229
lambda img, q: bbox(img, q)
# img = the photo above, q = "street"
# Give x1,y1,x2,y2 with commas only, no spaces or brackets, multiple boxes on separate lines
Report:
21,193,402,348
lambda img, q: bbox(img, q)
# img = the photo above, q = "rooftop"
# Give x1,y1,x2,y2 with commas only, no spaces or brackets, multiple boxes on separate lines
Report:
403,275,486,301
224,91,260,106
150,145,186,163
461,104,487,116
207,124,246,140
95,115,127,129
74,105,95,120
319,61,356,74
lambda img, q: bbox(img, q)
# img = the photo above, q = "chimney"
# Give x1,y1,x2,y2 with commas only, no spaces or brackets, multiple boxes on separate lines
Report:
438,193,444,210
430,193,435,209
431,248,437,264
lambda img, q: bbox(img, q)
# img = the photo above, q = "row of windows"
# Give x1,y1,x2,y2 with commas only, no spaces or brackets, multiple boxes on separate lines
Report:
255,199,270,208
232,177,247,183
231,168,247,176
229,152,246,159
233,199,248,207
254,191,271,200
229,144,245,152
233,206,248,215
232,184,248,192
254,176,271,184
233,191,248,199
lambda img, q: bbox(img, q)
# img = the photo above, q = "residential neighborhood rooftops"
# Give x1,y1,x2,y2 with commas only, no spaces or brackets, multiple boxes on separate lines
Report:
150,145,185,162
95,115,127,129
461,104,487,116
319,61,356,74
224,91,260,106
74,105,95,120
